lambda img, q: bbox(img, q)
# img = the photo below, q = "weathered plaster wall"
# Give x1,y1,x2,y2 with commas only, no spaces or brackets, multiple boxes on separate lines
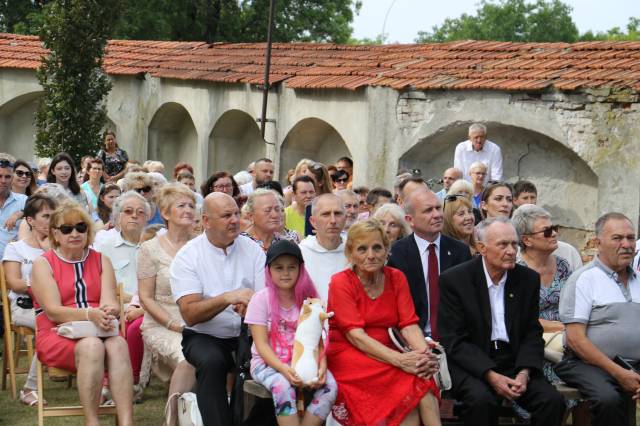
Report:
1,68,638,238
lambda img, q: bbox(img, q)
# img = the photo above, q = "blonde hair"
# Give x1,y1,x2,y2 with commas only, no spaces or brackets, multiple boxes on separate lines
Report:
121,172,152,192
154,183,196,226
372,203,411,239
448,180,474,200
442,196,477,250
48,201,95,249
345,218,390,263
294,159,314,177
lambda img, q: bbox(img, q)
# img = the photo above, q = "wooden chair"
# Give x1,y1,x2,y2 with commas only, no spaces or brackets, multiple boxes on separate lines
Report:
1,264,35,399
35,282,126,425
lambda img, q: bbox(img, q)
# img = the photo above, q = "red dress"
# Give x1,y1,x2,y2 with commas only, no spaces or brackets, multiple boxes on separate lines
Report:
34,249,103,372
327,266,439,426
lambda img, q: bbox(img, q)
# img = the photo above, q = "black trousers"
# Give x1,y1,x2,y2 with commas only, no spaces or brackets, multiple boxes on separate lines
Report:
182,329,238,426
452,344,565,426
555,356,634,426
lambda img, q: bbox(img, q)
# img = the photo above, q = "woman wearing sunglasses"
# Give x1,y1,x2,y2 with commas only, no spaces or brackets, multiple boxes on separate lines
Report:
11,159,38,196
511,204,578,413
122,172,163,225
31,201,134,425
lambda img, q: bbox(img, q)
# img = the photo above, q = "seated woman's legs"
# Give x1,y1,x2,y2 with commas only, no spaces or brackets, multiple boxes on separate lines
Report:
125,317,144,385
166,360,196,426
104,335,134,426
418,391,441,426
74,337,106,426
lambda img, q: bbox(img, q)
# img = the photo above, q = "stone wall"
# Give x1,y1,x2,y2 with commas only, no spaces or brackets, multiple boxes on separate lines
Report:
1,68,638,242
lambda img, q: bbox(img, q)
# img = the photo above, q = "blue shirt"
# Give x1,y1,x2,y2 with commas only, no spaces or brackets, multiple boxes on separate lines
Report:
0,192,27,258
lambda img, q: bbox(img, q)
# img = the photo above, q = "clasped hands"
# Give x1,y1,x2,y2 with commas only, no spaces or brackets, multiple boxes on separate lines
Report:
226,288,254,317
485,369,529,400
87,305,118,331
396,347,440,379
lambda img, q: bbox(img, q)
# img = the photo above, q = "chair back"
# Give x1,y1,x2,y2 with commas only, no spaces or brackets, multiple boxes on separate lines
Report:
1,266,13,338
116,282,126,336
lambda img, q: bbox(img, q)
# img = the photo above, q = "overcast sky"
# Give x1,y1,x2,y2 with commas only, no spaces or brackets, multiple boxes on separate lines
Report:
352,0,638,43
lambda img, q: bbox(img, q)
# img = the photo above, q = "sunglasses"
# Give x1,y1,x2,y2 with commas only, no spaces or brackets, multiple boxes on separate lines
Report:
56,222,88,235
525,225,559,238
444,194,464,204
0,159,14,168
15,169,32,178
134,186,152,194
333,177,349,183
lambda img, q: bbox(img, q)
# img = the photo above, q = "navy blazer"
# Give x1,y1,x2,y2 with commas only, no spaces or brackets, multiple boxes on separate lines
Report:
387,233,472,332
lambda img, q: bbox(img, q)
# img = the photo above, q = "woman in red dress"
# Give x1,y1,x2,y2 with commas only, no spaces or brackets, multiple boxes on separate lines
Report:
31,201,133,426
327,219,441,426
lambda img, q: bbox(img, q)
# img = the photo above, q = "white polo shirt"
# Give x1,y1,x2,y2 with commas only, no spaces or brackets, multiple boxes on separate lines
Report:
170,233,266,338
453,139,503,183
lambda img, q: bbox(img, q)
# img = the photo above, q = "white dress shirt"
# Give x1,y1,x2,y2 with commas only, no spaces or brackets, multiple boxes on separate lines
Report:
414,233,441,335
170,233,265,338
454,139,503,183
95,231,139,296
482,258,509,342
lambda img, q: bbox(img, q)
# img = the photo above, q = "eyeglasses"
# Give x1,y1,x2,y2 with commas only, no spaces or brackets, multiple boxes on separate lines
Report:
0,159,13,168
444,194,464,204
134,186,152,194
213,183,233,190
524,225,559,238
333,177,348,183
15,170,32,178
122,207,146,216
56,222,88,235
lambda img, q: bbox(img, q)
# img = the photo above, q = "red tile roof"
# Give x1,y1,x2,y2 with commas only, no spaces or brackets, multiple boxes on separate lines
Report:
1,33,639,92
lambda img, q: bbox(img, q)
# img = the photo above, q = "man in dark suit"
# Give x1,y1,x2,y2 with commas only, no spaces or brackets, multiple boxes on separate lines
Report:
438,216,565,426
388,188,472,338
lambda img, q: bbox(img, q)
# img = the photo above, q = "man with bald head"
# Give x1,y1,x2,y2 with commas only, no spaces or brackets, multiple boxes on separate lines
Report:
388,188,471,339
435,167,463,200
299,193,348,300
438,217,564,426
171,192,265,425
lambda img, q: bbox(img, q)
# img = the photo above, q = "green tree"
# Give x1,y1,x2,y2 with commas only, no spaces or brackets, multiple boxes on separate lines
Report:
35,0,119,163
416,0,579,43
580,17,640,41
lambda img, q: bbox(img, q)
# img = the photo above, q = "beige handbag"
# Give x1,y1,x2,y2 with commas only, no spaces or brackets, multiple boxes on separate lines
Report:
56,320,119,339
543,331,564,364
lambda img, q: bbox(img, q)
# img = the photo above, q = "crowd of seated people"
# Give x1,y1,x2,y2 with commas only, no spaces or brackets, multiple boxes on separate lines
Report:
1,121,640,426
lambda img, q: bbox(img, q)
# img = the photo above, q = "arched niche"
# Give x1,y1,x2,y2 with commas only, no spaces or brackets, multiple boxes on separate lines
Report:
280,118,351,178
147,102,198,178
208,110,265,175
399,122,599,231
0,92,42,161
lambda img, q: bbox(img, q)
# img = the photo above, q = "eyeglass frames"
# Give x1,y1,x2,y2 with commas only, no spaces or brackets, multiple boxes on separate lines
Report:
524,225,559,238
134,186,152,194
56,222,88,235
0,159,14,168
14,169,32,178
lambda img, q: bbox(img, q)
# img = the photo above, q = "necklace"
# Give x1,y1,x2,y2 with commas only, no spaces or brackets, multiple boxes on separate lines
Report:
356,271,383,300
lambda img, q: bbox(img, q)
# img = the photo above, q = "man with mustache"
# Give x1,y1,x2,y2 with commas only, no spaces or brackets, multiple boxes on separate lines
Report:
556,212,640,426
388,188,471,340
170,192,266,425
438,217,565,426
299,193,348,301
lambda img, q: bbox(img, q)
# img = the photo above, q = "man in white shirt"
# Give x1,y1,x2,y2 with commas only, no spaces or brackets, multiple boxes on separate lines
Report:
438,217,564,426
454,123,503,184
299,193,348,301
170,192,265,425
239,158,274,196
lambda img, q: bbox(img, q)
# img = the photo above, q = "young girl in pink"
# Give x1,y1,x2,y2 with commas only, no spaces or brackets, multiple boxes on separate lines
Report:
245,240,337,425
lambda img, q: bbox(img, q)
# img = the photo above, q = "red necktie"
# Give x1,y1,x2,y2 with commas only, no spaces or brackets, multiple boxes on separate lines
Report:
427,243,439,340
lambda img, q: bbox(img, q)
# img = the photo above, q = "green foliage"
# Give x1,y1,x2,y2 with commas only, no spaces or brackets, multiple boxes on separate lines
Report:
579,17,640,41
416,0,579,43
35,0,118,164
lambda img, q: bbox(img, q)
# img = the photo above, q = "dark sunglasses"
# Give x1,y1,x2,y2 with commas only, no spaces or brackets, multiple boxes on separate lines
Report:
134,186,152,194
525,224,559,238
56,222,88,235
0,159,13,168
444,194,464,204
15,170,32,178
333,177,349,183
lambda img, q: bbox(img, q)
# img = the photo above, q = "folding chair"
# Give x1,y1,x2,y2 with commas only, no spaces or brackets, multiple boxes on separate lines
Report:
1,264,35,399
35,282,126,425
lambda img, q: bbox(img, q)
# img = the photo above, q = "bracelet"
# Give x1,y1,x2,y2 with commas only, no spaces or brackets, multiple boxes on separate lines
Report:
85,307,91,321
166,319,174,330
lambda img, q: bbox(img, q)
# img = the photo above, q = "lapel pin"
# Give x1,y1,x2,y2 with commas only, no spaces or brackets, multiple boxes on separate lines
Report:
447,251,451,256
509,293,514,298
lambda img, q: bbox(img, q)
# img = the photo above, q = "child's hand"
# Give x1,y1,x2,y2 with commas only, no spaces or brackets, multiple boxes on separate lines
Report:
311,364,327,389
281,366,303,387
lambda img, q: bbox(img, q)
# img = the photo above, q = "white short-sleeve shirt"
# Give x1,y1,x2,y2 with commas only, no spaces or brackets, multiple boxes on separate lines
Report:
170,233,265,338
2,240,44,301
